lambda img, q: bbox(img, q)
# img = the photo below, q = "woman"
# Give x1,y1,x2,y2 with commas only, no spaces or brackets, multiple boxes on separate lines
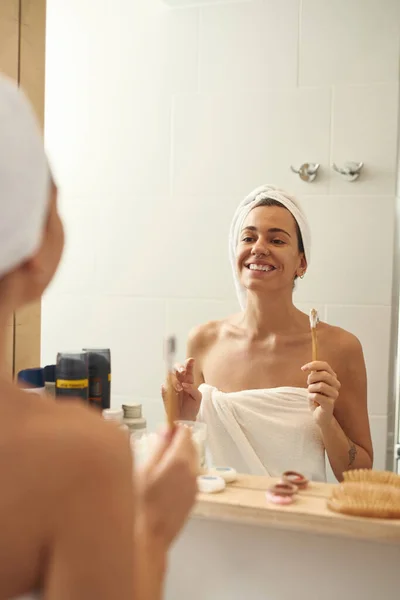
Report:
164,185,373,481
0,75,197,600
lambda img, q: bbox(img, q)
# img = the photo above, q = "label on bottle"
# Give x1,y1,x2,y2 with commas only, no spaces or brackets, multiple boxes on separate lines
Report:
56,379,89,389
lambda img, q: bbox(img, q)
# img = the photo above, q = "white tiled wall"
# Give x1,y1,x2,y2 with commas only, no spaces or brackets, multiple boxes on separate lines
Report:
43,0,400,468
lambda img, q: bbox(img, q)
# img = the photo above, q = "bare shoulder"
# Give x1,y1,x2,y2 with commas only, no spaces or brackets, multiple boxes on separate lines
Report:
0,388,133,592
1,390,132,498
187,315,238,356
319,321,364,371
28,399,131,474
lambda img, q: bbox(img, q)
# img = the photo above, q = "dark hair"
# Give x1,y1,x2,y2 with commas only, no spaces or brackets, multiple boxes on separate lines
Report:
253,197,305,283
254,198,305,254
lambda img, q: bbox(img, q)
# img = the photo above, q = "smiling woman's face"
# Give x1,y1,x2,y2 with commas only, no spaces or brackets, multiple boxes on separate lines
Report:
236,204,307,295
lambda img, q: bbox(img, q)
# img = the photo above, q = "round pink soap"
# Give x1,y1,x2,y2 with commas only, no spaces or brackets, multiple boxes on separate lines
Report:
265,491,294,505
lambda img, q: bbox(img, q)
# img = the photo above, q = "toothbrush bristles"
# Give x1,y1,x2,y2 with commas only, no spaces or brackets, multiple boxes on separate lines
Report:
309,308,319,330
165,335,176,371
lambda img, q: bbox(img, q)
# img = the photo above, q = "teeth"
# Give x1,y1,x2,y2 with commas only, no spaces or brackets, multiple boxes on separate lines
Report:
249,264,274,272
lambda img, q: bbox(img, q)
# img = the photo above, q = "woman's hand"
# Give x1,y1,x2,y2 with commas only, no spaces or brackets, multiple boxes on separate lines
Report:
136,424,198,551
301,360,341,428
161,358,202,421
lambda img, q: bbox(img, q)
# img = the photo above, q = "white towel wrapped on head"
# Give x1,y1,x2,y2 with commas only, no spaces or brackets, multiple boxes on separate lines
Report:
0,75,50,279
229,184,311,309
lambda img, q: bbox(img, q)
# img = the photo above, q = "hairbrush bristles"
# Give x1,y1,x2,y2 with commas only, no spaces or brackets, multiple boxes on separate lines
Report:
343,469,400,490
309,308,319,329
328,482,400,519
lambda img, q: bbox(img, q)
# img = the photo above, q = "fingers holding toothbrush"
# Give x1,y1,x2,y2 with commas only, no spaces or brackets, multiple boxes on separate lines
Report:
301,361,341,427
161,358,202,421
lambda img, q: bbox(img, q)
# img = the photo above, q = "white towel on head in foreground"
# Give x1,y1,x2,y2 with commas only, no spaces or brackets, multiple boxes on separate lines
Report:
198,384,326,481
0,74,50,279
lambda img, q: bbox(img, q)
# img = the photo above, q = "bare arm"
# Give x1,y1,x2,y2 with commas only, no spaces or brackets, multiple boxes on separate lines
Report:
133,521,167,600
319,336,373,481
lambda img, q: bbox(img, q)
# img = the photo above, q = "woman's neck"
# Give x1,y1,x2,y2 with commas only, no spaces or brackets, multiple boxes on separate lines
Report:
240,291,306,339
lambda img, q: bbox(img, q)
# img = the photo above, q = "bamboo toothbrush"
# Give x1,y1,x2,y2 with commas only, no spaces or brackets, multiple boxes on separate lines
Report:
309,309,320,408
309,308,319,362
165,336,178,430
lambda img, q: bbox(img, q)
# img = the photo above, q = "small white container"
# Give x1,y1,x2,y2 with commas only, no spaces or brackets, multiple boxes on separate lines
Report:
197,475,226,494
102,408,123,424
122,404,147,439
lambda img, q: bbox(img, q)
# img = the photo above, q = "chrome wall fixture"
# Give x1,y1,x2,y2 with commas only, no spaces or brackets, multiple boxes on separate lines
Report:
290,162,320,182
332,161,364,181
290,161,364,182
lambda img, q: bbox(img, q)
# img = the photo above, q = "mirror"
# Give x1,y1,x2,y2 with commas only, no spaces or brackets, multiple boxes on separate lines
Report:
41,0,400,481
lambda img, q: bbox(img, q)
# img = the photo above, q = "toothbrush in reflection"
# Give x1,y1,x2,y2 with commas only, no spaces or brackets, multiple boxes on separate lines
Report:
309,308,319,362
165,335,178,430
309,309,319,408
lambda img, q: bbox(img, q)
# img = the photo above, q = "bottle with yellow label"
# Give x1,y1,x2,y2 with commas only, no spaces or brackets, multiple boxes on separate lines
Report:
55,352,89,402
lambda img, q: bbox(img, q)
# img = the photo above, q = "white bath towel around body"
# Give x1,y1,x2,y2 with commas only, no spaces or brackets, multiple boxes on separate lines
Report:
198,384,326,481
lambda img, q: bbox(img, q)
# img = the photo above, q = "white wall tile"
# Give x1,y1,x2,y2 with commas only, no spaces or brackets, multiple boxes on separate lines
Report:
95,194,238,299
370,416,389,470
166,299,239,362
46,92,171,197
325,305,392,416
199,0,298,91
121,8,199,95
46,192,99,296
331,84,399,196
300,0,400,86
294,195,395,306
46,2,175,195
41,295,166,398
172,88,331,198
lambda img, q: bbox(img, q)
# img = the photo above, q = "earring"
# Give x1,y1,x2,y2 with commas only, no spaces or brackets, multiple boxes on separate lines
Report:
299,272,305,279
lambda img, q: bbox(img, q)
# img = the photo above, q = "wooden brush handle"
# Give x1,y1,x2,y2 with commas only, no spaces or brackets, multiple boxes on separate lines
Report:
166,371,178,429
311,328,318,362
311,328,319,408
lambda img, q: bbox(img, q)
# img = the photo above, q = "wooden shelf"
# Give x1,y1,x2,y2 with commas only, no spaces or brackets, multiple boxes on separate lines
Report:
193,475,400,545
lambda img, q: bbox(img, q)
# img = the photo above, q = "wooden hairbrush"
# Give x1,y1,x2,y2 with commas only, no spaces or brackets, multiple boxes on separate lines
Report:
328,482,400,519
